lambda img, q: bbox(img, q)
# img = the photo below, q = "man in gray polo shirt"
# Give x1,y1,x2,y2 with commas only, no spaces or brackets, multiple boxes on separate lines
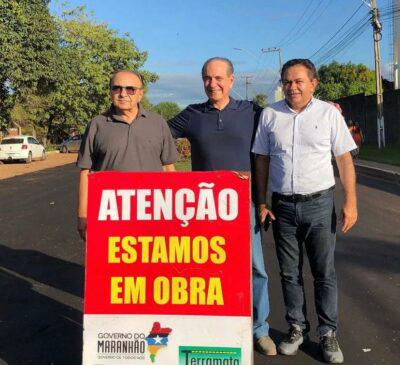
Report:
77,70,178,240
253,59,357,364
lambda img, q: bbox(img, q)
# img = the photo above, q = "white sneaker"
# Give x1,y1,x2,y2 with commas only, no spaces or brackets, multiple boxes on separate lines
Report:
320,331,344,364
278,324,309,356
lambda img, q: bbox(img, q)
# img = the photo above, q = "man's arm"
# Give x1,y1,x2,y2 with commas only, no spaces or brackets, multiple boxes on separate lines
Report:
254,154,275,223
77,169,89,241
335,152,357,233
163,164,176,172
167,107,191,139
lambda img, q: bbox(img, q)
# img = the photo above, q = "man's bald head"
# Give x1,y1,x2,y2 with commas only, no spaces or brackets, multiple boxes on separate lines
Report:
201,57,234,78
109,70,144,88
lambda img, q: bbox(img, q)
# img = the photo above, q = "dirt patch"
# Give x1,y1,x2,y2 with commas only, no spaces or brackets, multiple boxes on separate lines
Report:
0,152,78,180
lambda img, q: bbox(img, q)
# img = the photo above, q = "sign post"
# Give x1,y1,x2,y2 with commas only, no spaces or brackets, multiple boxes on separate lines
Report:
82,171,252,364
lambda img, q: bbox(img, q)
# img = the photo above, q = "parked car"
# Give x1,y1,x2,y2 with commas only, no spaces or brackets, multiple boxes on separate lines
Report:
58,135,82,153
0,135,46,163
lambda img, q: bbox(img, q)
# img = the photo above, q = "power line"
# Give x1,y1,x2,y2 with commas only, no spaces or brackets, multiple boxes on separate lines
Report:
311,2,400,68
283,0,332,47
241,75,253,100
252,51,274,82
309,3,366,60
265,52,280,100
314,19,370,65
276,0,316,46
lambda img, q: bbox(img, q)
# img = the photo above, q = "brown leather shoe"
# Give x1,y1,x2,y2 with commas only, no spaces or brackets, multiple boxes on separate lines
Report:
255,336,277,356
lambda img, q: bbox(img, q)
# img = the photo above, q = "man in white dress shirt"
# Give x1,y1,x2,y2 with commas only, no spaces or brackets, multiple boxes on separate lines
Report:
253,59,357,364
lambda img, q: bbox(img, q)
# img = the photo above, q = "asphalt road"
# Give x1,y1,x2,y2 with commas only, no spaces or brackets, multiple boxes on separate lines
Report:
0,163,399,365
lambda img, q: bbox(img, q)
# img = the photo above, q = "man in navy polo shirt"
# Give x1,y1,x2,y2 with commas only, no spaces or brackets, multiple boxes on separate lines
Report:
168,57,276,356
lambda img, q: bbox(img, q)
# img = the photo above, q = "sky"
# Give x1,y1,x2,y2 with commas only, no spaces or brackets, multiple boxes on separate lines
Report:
50,0,394,107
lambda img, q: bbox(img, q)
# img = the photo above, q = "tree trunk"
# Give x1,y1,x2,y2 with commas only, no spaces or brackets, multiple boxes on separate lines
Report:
46,115,55,144
12,121,22,135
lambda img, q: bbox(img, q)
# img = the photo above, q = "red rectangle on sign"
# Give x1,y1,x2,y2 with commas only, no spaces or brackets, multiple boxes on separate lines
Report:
84,171,251,317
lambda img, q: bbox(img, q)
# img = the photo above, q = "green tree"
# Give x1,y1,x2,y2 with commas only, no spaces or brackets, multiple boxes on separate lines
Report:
316,61,376,100
39,5,158,142
252,93,268,108
0,0,60,131
1,3,158,142
151,102,181,120
150,102,188,161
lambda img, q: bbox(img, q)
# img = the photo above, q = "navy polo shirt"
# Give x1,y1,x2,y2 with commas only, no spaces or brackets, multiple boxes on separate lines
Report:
168,98,262,171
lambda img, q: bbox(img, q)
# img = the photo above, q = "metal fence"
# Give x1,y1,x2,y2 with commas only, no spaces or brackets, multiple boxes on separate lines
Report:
335,89,400,145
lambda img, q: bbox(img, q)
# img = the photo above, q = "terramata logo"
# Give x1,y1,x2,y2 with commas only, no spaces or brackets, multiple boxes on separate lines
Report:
145,322,172,363
179,346,241,364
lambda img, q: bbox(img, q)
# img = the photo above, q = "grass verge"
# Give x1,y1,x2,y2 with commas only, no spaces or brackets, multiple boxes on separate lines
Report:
175,160,191,172
45,143,59,152
359,144,400,166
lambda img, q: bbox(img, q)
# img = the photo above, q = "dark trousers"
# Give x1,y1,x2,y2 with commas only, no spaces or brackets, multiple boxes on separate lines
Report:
272,189,338,336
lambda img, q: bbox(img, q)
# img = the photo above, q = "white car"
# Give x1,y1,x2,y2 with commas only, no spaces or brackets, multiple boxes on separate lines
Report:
0,135,46,163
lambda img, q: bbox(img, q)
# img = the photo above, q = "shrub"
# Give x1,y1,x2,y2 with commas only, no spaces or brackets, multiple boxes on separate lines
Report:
175,138,191,161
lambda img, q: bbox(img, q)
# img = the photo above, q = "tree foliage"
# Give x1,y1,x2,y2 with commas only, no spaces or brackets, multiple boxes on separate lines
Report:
252,93,268,108
151,102,181,120
316,61,376,101
39,5,158,141
0,0,59,131
1,3,158,143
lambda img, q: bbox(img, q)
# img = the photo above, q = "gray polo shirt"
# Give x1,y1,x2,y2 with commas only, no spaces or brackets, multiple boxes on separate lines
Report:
77,105,178,171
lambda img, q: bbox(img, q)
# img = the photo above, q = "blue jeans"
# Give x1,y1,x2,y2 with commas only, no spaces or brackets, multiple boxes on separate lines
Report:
251,204,270,339
272,189,337,336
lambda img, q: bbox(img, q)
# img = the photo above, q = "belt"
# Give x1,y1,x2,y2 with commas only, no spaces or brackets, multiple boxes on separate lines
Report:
272,186,335,203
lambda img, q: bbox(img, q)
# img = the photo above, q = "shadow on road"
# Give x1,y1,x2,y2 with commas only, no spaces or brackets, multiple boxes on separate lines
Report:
337,235,400,275
336,235,400,334
0,164,84,364
0,243,84,298
0,267,82,365
270,328,322,361
333,162,400,196
356,174,400,196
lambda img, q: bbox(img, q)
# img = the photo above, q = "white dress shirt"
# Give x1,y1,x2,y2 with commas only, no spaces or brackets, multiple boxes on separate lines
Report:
252,98,357,194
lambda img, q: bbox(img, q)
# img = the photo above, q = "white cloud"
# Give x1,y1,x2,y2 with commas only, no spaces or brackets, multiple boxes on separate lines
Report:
147,72,204,108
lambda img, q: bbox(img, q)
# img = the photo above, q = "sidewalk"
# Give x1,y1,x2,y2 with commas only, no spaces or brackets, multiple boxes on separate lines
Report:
0,152,77,180
354,159,400,185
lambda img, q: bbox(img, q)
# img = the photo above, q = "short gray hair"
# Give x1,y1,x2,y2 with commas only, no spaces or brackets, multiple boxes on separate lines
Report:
201,57,234,78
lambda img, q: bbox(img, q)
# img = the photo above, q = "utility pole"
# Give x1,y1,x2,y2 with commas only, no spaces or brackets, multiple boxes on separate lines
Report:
370,0,385,148
393,0,400,89
261,47,283,100
394,34,399,89
261,47,282,72
241,75,253,100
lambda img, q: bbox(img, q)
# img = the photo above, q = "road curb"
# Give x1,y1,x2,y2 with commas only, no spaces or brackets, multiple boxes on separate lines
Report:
354,162,400,185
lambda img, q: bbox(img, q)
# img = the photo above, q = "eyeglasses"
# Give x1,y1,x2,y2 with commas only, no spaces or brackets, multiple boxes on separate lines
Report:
111,85,142,95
